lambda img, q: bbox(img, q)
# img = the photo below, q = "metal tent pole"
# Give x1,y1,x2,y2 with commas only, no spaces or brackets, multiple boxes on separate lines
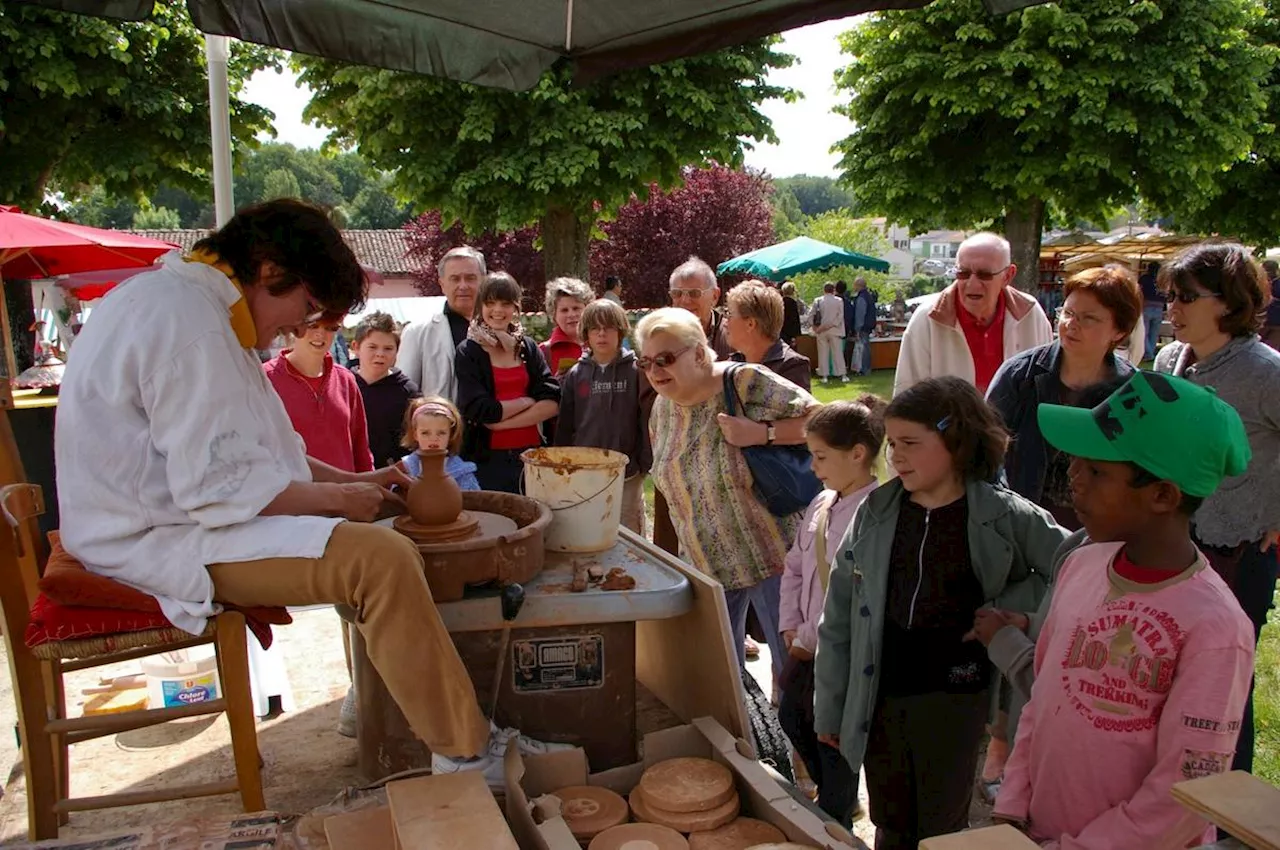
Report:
205,35,235,227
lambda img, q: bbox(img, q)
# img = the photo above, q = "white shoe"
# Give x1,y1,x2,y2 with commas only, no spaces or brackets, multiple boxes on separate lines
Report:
841,375,850,382
488,720,575,758
431,751,505,789
336,687,357,738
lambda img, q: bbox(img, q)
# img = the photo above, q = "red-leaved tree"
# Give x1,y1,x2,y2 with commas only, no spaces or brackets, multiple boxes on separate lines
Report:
403,211,545,310
590,164,777,307
403,164,777,310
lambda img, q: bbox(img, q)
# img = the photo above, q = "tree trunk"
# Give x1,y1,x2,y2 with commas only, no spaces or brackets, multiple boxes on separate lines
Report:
1005,196,1045,295
5,281,36,377
540,205,592,281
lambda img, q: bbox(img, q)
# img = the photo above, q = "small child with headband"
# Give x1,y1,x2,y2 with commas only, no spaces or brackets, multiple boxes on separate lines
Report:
401,396,480,491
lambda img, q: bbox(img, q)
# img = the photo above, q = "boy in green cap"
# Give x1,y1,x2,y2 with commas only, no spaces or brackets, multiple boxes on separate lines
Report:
992,371,1255,849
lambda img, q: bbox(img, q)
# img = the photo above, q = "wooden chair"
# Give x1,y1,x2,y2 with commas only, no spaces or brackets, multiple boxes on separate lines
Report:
0,388,264,839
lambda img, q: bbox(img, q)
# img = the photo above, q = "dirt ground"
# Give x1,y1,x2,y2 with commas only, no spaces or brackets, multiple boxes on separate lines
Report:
0,607,365,844
0,608,996,849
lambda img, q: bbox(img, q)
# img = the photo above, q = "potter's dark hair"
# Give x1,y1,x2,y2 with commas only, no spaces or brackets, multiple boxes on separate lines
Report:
193,198,365,320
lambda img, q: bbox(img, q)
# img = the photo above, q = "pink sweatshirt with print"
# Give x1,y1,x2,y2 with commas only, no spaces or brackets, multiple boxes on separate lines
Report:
779,481,877,654
994,541,1254,850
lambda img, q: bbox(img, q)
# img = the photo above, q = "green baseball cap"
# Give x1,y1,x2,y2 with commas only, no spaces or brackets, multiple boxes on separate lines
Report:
1037,371,1251,498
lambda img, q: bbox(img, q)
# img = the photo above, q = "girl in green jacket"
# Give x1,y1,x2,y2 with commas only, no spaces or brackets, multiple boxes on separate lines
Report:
813,376,1067,850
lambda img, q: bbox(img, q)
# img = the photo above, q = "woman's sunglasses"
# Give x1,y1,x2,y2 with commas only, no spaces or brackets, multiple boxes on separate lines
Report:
637,346,691,372
1162,288,1220,305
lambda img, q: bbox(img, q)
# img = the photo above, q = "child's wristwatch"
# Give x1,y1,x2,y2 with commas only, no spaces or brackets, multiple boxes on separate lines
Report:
765,423,776,445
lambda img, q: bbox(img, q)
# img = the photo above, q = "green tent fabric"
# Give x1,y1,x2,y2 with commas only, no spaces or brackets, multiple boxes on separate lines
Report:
12,0,1043,90
717,236,890,281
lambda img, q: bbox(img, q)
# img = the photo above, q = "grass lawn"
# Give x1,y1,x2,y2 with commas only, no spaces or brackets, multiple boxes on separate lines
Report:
1256,613,1280,783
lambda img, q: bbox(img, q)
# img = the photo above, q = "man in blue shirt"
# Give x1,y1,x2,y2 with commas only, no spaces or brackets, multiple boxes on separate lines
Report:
850,277,877,376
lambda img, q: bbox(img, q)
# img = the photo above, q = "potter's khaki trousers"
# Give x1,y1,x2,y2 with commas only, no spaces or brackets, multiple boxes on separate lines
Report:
207,521,489,758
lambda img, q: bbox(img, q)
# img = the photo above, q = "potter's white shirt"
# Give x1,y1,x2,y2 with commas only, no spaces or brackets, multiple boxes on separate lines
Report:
55,253,342,634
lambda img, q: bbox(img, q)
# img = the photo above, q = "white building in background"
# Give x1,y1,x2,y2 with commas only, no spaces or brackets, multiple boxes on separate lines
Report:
863,217,915,280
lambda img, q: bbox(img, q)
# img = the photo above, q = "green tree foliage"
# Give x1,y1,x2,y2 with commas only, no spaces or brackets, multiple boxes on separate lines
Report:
771,185,805,240
0,1,278,210
804,210,891,258
348,180,413,229
832,0,1273,292
774,175,857,217
295,43,795,278
131,205,181,229
1166,0,1280,246
262,167,303,201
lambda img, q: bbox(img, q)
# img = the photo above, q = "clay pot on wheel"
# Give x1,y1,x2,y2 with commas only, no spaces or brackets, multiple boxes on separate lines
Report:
406,449,462,525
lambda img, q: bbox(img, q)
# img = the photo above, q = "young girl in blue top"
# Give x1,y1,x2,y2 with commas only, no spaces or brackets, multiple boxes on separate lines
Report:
813,376,1067,850
401,396,480,491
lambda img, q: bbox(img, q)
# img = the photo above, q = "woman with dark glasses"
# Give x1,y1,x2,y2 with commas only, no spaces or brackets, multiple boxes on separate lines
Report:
636,307,818,678
1154,241,1280,777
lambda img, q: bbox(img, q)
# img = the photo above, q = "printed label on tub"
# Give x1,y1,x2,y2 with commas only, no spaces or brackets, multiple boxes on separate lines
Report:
162,674,218,707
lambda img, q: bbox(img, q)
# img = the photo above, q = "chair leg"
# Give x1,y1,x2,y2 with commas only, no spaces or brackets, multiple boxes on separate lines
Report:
13,656,60,840
215,613,265,812
47,668,69,827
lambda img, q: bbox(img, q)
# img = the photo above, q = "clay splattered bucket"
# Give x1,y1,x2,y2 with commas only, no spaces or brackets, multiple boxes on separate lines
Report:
520,447,627,553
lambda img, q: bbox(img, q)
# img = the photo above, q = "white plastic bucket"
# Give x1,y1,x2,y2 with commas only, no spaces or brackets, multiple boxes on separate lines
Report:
141,645,220,709
521,447,628,553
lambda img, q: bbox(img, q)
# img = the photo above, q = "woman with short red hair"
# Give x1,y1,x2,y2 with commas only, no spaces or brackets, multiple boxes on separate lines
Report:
986,264,1142,530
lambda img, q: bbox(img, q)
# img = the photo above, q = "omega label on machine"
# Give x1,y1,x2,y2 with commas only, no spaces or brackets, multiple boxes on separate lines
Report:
512,634,604,692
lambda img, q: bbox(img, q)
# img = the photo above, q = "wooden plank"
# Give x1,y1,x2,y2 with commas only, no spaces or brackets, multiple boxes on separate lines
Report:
919,824,1040,850
387,772,518,850
1172,770,1280,850
325,806,397,850
630,528,751,750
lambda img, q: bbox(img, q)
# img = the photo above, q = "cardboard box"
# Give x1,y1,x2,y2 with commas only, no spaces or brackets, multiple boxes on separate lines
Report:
504,716,862,850
388,771,519,850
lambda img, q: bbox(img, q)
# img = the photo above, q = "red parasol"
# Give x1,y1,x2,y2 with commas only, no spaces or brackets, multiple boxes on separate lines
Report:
0,206,178,381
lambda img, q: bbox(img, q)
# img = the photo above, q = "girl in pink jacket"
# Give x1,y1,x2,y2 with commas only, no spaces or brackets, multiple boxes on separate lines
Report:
778,395,885,827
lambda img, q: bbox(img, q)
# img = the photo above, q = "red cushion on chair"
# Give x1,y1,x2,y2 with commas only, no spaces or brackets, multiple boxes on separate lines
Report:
29,532,292,651
25,591,173,648
38,531,164,612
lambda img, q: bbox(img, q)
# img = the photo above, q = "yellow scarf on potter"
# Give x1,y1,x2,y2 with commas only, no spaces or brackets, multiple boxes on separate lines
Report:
185,249,257,349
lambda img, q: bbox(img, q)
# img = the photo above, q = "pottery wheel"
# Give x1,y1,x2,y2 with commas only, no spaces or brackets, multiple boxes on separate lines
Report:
392,509,517,544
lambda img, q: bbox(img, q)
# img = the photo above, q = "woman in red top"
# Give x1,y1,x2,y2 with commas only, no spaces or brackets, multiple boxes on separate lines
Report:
455,272,560,493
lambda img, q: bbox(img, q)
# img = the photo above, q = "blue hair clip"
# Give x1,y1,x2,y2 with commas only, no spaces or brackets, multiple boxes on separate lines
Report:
937,415,951,432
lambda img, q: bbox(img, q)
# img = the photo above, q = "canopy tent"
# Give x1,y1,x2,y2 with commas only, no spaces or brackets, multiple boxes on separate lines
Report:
718,236,891,281
14,0,1045,91
343,296,445,329
12,0,1049,229
1057,234,1208,270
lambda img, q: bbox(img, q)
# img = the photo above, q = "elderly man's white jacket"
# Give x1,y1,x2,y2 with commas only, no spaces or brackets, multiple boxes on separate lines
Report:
893,283,1053,395
395,297,457,401
55,254,341,634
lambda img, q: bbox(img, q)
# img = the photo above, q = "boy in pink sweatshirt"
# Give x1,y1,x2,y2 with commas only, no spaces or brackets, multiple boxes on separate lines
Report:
992,371,1255,849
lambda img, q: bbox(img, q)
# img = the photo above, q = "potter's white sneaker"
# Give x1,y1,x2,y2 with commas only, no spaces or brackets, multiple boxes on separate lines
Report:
488,720,576,758
430,751,504,790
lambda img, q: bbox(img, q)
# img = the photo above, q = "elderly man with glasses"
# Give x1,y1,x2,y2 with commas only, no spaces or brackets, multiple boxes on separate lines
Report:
668,256,735,360
894,232,1052,396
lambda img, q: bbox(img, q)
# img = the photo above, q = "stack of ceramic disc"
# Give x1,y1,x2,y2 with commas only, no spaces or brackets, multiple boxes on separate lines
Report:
630,758,739,834
588,822,689,850
687,818,786,849
551,785,629,845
